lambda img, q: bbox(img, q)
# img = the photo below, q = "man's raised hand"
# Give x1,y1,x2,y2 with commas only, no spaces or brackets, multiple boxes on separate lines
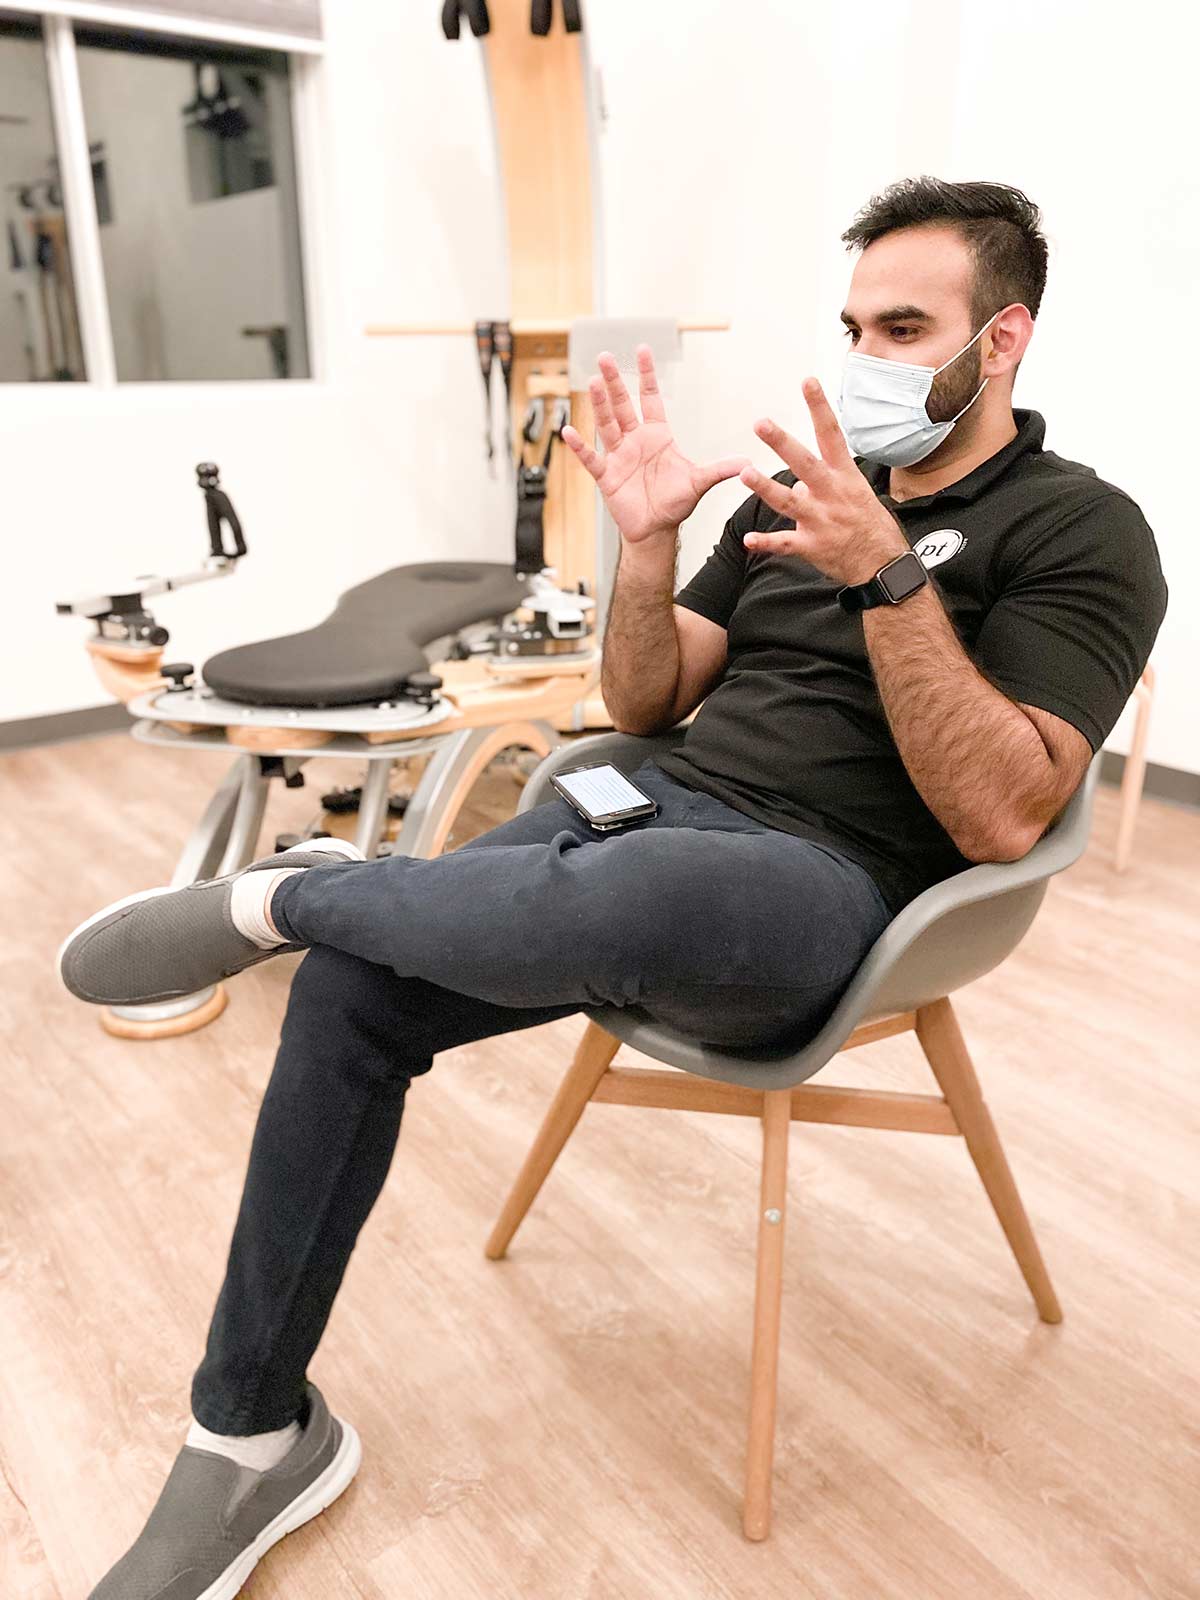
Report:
562,345,748,545
736,377,908,586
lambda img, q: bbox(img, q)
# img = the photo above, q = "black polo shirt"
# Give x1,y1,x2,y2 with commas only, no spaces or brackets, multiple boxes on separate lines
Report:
655,409,1168,915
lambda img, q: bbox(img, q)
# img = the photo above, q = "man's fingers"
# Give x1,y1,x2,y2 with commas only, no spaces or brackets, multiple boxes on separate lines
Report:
588,375,622,451
742,528,817,559
598,351,640,433
739,463,807,519
694,455,751,496
802,377,853,466
636,344,667,424
562,424,604,482
752,417,829,485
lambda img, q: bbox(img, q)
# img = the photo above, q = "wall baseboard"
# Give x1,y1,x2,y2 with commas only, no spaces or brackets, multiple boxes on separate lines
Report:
0,703,132,751
1099,750,1200,813
2,706,1199,814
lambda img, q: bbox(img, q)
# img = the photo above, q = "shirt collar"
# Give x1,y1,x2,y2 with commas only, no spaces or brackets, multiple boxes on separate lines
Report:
857,408,1047,510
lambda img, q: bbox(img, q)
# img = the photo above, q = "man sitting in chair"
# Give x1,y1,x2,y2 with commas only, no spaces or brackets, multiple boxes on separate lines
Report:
62,178,1166,1600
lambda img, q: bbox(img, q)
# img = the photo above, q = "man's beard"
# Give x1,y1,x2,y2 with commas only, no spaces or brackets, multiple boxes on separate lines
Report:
925,339,986,427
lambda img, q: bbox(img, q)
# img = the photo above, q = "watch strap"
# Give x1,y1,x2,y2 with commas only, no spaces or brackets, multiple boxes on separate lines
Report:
838,551,928,612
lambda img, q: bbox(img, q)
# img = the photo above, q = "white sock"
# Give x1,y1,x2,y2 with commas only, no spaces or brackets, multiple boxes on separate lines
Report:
186,1415,301,1471
230,837,365,950
231,868,300,949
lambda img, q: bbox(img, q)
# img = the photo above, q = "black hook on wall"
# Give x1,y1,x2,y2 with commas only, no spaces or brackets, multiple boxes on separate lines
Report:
441,0,490,38
441,1,582,39
530,0,582,33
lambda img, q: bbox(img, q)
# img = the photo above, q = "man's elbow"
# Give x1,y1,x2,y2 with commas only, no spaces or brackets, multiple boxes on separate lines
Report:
606,686,686,738
610,710,679,738
957,814,1044,865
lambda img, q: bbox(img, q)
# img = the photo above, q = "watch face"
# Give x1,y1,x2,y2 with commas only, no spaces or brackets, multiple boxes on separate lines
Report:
878,551,928,603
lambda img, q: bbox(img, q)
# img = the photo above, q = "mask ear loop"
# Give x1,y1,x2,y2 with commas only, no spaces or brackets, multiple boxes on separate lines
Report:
933,310,1001,424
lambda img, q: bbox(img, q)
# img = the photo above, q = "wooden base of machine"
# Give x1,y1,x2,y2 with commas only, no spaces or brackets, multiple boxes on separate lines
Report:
226,724,336,751
99,984,228,1040
85,638,166,705
363,658,599,745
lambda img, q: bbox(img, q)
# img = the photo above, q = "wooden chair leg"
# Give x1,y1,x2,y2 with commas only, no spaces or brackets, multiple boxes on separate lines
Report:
743,1088,792,1542
484,1019,620,1261
1114,676,1153,873
915,998,1062,1324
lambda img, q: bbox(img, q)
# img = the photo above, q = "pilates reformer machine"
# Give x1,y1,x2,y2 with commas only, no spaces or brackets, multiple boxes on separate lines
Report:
56,452,601,1038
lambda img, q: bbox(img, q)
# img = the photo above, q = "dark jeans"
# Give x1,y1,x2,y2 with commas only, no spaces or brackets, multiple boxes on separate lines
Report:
189,761,891,1433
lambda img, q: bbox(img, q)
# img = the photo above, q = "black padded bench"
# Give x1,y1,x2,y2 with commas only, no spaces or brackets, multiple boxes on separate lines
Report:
203,562,531,708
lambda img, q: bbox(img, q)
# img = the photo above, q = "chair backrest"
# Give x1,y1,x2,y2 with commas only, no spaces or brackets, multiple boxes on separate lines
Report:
521,728,1104,1083
836,749,1100,1025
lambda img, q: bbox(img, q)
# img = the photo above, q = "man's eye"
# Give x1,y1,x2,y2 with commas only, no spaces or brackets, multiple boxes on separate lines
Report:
891,326,915,338
843,328,860,342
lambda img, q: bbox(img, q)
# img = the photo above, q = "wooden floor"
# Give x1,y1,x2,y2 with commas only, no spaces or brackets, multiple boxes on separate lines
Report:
1,732,1198,1600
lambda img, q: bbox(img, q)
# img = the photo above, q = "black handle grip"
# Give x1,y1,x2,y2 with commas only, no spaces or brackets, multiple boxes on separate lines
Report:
196,463,248,560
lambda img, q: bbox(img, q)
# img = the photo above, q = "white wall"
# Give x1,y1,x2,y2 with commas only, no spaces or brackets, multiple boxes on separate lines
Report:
4,0,1196,779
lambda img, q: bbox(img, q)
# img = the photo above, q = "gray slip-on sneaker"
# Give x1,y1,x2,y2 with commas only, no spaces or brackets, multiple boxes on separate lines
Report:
58,840,364,1007
88,1382,361,1600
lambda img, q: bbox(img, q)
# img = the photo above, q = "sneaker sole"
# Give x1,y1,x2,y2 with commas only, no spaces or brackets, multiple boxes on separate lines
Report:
198,1416,363,1600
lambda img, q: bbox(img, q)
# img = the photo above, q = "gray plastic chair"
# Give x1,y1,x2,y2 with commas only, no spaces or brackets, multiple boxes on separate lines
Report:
486,727,1101,1540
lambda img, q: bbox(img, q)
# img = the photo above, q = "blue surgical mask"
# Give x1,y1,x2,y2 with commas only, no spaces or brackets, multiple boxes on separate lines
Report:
838,313,999,467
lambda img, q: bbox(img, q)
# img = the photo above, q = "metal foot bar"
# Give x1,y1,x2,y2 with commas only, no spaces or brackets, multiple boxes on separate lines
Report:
353,756,397,858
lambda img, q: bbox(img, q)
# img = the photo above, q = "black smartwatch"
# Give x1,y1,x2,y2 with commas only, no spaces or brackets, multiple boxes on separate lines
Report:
837,550,929,612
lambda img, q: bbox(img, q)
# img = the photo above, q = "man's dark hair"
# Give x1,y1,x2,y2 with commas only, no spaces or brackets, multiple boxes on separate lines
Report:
841,177,1049,326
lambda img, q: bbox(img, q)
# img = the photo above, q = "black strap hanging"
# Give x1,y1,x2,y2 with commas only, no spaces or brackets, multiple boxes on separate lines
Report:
513,397,569,576
514,468,547,577
514,399,547,574
474,319,496,474
492,320,515,472
441,0,490,40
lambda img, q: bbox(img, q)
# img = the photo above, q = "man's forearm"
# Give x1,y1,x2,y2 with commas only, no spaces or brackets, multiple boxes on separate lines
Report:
863,583,1055,861
601,531,682,734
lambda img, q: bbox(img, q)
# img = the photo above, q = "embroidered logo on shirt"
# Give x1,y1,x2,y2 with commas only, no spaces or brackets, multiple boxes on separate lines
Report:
913,529,967,569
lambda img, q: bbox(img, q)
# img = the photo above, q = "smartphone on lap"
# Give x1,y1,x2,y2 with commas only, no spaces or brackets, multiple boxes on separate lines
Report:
549,762,660,831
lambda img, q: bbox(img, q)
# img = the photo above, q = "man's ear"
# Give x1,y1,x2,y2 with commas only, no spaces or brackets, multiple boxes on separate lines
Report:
986,303,1035,376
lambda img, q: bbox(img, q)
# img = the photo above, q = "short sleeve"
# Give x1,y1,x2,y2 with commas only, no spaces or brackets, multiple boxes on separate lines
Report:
674,480,788,628
972,493,1168,752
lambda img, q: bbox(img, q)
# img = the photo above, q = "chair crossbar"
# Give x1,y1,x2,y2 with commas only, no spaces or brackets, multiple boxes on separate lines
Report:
589,1065,959,1134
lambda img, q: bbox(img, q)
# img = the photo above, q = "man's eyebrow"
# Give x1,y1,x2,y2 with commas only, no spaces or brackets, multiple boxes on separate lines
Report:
839,305,931,326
